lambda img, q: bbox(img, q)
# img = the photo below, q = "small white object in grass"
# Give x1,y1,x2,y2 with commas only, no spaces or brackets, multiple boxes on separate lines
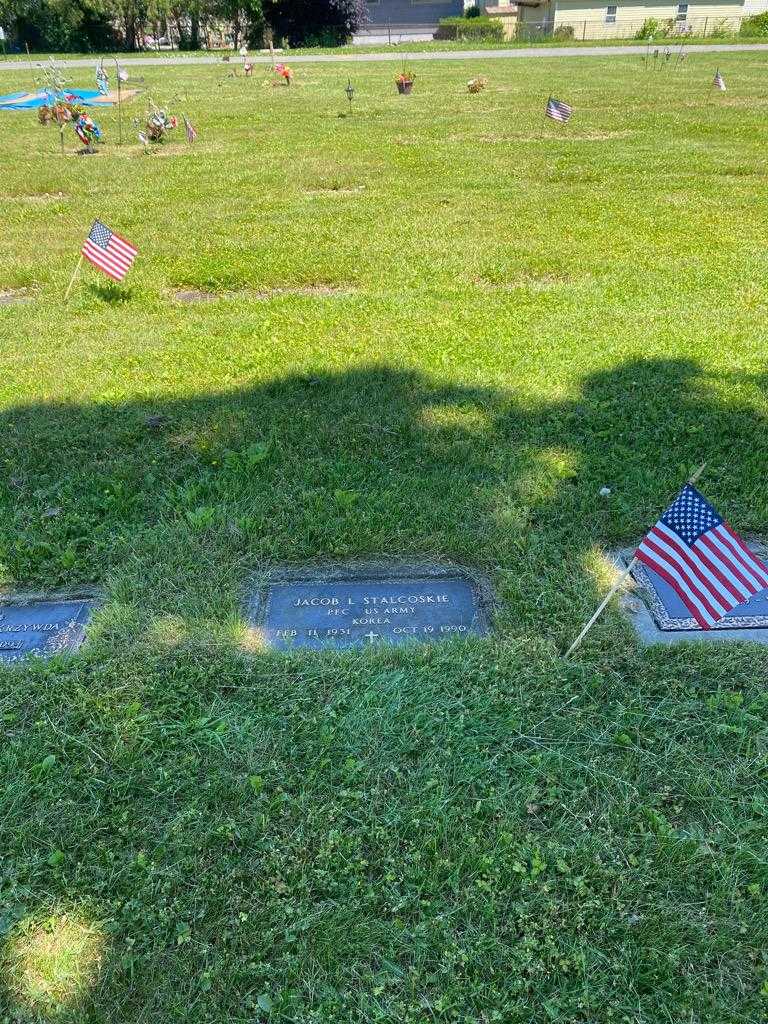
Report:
599,486,611,497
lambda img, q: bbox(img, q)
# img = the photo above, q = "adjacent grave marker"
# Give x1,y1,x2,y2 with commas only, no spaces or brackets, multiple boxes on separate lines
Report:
616,545,768,645
247,565,491,651
0,596,96,664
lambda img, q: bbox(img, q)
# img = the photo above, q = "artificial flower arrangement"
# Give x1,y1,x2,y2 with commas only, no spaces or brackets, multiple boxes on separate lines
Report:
73,110,103,150
395,71,415,95
467,76,488,94
38,100,76,126
274,63,293,85
134,103,178,145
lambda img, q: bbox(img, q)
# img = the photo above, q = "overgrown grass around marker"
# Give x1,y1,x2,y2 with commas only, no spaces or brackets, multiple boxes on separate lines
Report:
1,54,767,1023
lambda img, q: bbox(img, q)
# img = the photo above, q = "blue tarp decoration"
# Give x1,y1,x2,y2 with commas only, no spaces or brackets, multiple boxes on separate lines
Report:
0,88,115,110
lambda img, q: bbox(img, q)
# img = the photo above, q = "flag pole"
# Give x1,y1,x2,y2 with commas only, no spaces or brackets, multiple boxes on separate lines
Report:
564,462,707,658
541,95,550,138
55,104,65,156
64,254,84,300
113,57,122,146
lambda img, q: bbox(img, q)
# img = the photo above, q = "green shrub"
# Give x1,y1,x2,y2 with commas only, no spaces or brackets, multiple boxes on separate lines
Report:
741,11,768,35
634,17,668,38
517,23,550,42
465,4,481,17
709,18,734,37
553,24,575,39
435,15,505,41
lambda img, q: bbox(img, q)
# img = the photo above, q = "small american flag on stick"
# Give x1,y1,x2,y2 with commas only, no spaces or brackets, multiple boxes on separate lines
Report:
183,114,198,144
713,69,726,92
545,96,573,124
82,219,138,282
635,484,768,629
565,467,768,656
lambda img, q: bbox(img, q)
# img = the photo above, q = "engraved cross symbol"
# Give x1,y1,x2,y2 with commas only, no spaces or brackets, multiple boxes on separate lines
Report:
363,631,379,644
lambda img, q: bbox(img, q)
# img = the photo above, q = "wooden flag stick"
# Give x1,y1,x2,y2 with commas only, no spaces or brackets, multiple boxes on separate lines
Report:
564,558,637,659
540,95,551,138
64,254,84,300
564,462,707,658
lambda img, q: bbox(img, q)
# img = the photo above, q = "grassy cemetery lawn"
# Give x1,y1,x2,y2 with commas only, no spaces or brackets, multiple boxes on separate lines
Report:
2,52,768,1022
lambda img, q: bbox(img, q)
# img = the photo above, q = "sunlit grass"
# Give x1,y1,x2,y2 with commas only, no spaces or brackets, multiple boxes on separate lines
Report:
4,911,105,1014
0,53,767,1023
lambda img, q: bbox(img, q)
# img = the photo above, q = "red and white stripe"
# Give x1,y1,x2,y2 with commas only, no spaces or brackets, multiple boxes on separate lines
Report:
637,521,768,629
82,230,137,282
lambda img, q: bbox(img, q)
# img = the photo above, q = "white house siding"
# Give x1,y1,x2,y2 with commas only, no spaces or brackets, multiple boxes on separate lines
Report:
548,0,745,37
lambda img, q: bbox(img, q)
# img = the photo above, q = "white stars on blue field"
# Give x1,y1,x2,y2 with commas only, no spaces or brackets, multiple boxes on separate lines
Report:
660,484,722,546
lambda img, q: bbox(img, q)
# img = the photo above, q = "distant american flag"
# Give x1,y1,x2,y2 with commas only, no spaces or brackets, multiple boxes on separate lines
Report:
713,69,726,91
82,220,138,282
183,114,198,144
545,96,573,124
636,484,768,629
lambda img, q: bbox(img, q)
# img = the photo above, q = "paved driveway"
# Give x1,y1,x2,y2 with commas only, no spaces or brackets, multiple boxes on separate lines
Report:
2,42,767,71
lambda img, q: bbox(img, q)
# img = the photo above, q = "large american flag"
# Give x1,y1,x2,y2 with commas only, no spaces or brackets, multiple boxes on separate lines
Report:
636,484,768,629
82,220,138,282
545,97,573,124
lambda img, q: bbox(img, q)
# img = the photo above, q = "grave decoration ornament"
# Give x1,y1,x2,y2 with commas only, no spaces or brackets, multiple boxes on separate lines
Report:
395,71,415,95
135,100,178,145
274,63,293,86
467,76,487,94
73,109,103,153
95,61,109,96
345,78,355,113
38,99,76,126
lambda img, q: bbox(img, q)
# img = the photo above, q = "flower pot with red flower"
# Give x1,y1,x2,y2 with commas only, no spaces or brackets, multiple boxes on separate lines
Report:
274,63,294,86
396,72,414,95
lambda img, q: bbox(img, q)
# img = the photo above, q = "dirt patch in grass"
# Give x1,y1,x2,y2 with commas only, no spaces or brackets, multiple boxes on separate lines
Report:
0,288,34,305
305,184,366,196
476,272,579,292
3,191,69,204
479,130,632,143
170,284,355,303
171,289,217,303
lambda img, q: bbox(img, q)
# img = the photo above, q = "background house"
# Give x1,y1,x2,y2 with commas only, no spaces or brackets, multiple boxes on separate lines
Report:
365,0,465,27
484,0,747,38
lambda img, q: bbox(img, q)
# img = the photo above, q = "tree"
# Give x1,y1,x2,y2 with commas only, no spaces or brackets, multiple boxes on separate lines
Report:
263,0,366,47
0,0,118,51
211,0,263,50
105,0,149,49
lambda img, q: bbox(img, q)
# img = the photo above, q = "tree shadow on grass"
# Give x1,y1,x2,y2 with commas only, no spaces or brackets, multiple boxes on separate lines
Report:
1,356,767,644
2,358,768,1022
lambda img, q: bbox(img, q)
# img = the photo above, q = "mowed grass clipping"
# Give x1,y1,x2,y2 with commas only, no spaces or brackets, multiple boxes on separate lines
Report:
1,54,767,1023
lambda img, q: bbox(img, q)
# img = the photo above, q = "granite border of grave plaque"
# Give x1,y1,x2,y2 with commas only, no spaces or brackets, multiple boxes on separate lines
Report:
0,590,99,666
613,543,768,645
244,561,494,652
